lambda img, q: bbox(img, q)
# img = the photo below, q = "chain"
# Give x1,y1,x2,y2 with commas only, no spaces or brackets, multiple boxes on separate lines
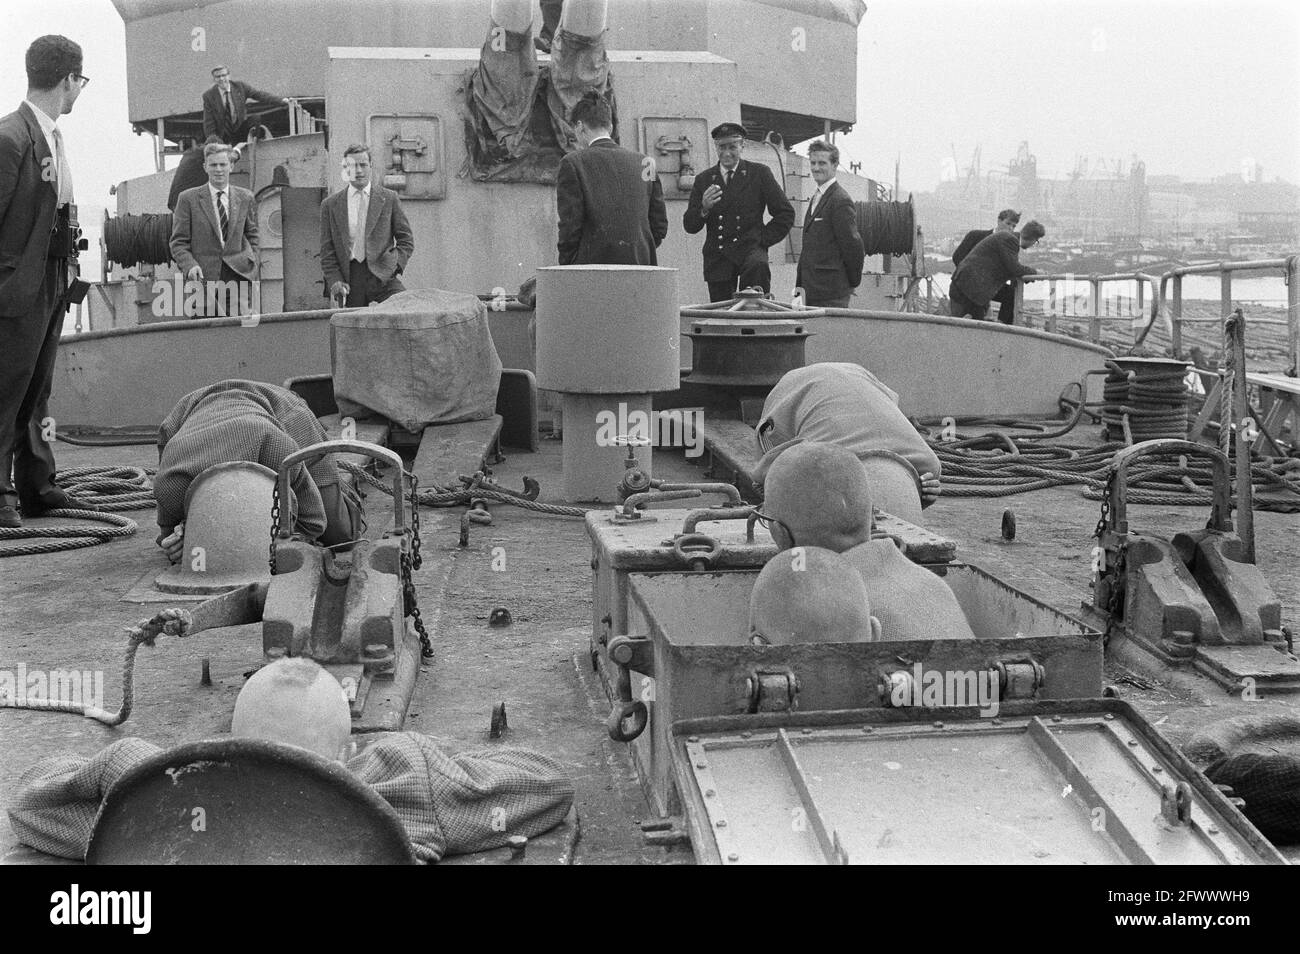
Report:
1092,470,1125,645
1093,470,1113,541
269,479,282,574
399,469,432,659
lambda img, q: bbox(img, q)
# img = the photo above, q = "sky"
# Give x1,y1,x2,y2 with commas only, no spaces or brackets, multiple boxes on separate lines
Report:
4,0,1298,226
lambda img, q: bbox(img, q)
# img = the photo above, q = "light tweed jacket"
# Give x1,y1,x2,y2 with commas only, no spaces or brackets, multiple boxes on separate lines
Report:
9,734,575,863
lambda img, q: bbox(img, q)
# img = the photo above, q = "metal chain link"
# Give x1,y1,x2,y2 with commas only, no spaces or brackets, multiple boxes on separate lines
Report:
399,469,432,659
269,479,281,574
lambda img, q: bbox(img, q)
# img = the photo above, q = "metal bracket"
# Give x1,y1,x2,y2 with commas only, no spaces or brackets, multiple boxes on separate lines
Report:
607,635,654,677
746,670,799,713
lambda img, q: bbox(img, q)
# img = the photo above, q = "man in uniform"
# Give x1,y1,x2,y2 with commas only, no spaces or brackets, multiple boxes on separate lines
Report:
683,122,794,301
0,35,92,529
795,139,863,308
555,91,667,265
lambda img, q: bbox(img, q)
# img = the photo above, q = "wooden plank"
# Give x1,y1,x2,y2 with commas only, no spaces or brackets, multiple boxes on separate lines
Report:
701,417,957,563
411,415,504,489
1245,371,1300,396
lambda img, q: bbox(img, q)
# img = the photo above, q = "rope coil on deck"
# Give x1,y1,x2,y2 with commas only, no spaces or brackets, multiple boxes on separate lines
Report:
1100,363,1190,443
0,466,155,557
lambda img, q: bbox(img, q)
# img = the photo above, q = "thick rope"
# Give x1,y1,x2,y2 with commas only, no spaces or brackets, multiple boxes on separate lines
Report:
854,200,914,257
103,212,173,267
0,609,191,725
0,466,156,557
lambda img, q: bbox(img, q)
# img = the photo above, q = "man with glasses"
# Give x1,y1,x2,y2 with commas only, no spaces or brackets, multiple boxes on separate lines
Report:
756,442,974,641
0,35,94,529
949,219,1045,322
202,66,286,147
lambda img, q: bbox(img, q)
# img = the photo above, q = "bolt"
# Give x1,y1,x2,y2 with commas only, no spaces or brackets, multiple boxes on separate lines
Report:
1207,826,1220,835
727,852,740,862
695,761,706,769
1152,766,1163,774
716,819,727,828
1127,739,1139,747
705,789,715,798
933,721,945,729
1052,715,1063,723
688,735,699,743
508,835,528,859
801,728,813,736
1104,713,1115,721
200,656,211,687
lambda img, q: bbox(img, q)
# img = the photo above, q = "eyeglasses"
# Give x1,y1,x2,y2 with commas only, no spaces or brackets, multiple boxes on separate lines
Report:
72,74,89,88
753,509,793,543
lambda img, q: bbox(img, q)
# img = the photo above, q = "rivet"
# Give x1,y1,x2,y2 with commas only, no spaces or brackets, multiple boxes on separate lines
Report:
1052,715,1063,723
716,819,727,828
1152,766,1163,774
688,735,700,743
801,728,813,735
1103,713,1115,721
1207,827,1220,835
933,721,945,729
727,852,740,862
695,761,706,769
705,789,715,797
1127,739,1139,747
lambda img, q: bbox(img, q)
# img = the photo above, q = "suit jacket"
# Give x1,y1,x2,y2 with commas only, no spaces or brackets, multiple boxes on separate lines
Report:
952,228,992,267
555,139,668,266
683,159,794,280
169,183,259,280
319,184,414,290
950,230,1035,306
202,81,283,142
795,181,864,303
0,102,59,317
167,146,210,212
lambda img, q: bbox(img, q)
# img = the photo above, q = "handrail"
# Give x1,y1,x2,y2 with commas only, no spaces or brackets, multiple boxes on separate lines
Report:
1011,255,1298,371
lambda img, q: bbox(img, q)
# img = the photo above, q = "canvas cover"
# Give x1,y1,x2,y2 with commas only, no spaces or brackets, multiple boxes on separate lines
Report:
331,289,503,431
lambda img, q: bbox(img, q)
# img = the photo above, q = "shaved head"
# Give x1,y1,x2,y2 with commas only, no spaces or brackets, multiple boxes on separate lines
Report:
232,657,353,761
763,441,873,552
749,546,877,644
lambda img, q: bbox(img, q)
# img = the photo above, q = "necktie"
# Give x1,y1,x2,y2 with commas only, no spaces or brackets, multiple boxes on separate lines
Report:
722,170,730,188
216,190,229,241
351,190,367,262
225,91,234,121
805,188,821,228
51,125,73,207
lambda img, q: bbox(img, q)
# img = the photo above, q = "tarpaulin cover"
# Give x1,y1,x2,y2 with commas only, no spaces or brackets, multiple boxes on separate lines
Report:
465,23,615,184
331,289,503,431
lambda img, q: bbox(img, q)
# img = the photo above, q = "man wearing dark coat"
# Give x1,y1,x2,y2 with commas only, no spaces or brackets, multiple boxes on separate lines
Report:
0,36,92,529
795,139,864,308
201,65,285,145
949,221,1045,321
951,208,1020,323
683,122,795,302
555,91,667,265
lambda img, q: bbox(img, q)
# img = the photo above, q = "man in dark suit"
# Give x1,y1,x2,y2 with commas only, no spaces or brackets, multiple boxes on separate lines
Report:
794,140,864,308
167,135,230,212
320,144,414,306
951,208,1019,323
684,122,795,302
949,220,1045,321
0,35,92,528
169,143,259,317
555,91,667,266
202,66,285,146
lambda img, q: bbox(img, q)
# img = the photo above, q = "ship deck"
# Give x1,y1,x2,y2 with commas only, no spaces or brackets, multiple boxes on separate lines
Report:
2,430,1299,864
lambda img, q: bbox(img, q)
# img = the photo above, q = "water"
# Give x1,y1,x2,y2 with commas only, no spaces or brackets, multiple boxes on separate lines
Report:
926,272,1291,313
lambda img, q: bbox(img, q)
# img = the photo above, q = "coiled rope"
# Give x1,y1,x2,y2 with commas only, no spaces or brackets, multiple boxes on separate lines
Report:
1100,361,1190,443
0,466,155,557
103,212,174,267
854,200,914,256
0,609,191,725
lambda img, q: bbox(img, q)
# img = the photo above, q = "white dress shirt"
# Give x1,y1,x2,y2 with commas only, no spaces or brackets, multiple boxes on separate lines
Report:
807,175,838,220
24,99,71,207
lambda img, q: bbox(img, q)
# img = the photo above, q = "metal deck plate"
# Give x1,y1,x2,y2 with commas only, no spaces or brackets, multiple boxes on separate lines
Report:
672,702,1286,865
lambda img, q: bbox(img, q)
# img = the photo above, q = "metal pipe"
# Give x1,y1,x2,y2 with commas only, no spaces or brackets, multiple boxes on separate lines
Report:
1228,311,1255,562
1172,274,1183,357
1167,258,1295,277
1288,255,1299,373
